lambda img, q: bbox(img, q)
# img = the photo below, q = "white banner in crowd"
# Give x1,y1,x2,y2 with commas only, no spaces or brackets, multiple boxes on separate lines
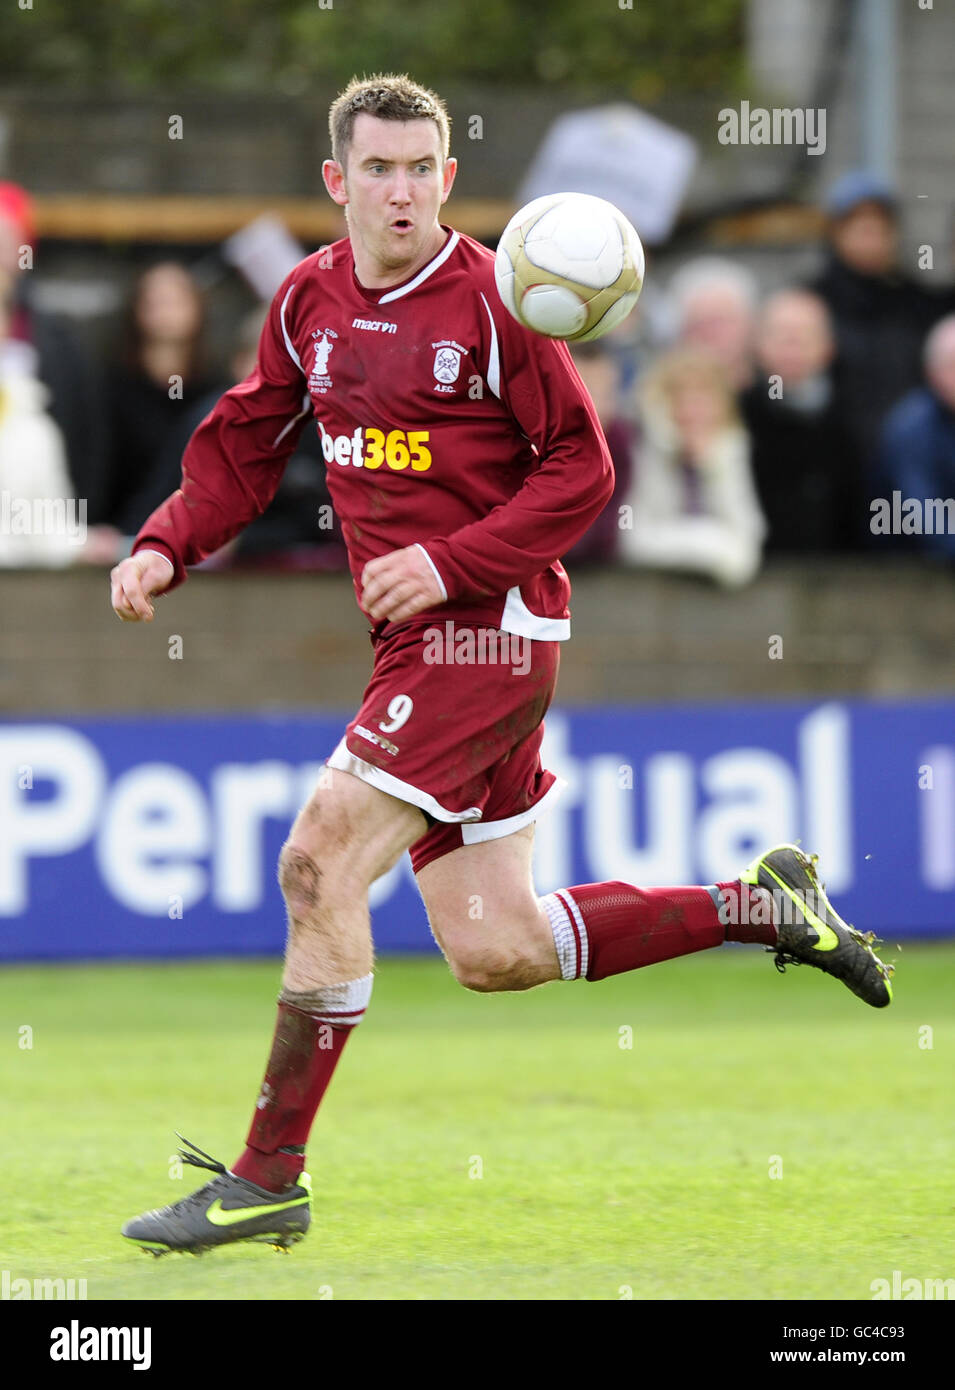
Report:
518,104,698,245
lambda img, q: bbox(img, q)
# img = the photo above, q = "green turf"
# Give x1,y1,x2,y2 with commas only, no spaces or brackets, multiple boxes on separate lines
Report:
1,943,951,1301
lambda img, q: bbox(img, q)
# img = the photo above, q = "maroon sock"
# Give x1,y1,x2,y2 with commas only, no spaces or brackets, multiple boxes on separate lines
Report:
717,880,778,946
545,878,774,982
231,1002,353,1193
544,881,724,981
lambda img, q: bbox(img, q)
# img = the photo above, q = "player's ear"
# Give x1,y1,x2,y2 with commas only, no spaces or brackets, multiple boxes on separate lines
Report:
440,156,458,205
322,159,348,207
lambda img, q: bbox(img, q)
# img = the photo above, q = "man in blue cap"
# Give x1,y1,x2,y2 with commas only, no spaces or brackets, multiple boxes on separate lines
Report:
808,171,943,541
880,314,955,562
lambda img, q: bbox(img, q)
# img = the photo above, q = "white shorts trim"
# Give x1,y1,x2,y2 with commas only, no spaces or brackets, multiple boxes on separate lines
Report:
327,737,483,823
501,586,571,641
460,776,566,845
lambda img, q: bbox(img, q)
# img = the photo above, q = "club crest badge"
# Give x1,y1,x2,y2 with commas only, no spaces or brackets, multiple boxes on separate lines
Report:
432,339,467,392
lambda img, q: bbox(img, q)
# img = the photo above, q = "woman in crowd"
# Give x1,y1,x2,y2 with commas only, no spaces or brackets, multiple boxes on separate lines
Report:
617,346,766,588
95,262,224,554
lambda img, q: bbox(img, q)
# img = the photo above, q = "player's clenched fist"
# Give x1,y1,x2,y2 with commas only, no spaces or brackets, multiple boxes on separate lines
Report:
361,545,445,624
110,551,174,622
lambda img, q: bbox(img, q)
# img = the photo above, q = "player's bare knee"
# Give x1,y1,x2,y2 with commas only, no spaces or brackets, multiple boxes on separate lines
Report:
451,954,505,992
279,833,375,929
278,842,323,923
449,946,540,994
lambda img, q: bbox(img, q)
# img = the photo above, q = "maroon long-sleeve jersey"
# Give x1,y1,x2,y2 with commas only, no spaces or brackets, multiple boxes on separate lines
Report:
133,225,614,640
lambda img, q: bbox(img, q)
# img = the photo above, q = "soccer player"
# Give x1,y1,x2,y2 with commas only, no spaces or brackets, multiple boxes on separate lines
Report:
111,75,893,1256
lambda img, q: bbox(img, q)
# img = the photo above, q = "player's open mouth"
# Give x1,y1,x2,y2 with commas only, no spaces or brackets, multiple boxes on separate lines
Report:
390,219,414,233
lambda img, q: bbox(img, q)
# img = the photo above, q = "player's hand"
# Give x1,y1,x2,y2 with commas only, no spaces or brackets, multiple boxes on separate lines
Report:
110,551,174,622
361,545,445,624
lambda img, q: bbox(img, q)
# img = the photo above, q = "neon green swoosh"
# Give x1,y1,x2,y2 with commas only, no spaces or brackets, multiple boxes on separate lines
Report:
206,1194,309,1227
763,863,840,950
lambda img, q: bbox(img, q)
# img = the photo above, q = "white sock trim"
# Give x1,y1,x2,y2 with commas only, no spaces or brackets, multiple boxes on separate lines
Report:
281,973,373,1026
542,892,584,980
560,889,589,980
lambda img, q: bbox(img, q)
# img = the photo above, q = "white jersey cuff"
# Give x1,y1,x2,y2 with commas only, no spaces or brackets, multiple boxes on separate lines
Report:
136,549,175,571
414,543,448,602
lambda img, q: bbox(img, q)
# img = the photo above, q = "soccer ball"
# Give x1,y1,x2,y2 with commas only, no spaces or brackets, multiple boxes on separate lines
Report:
494,192,645,342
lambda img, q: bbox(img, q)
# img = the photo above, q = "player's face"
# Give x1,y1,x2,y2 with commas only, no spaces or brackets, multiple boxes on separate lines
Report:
323,115,457,286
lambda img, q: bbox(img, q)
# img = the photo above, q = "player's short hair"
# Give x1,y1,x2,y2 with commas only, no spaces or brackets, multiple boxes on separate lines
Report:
329,73,451,170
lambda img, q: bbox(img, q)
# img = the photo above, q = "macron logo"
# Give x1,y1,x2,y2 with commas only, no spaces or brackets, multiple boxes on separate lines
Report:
352,317,397,334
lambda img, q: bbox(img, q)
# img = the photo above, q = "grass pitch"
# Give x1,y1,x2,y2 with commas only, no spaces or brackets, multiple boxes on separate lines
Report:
1,943,951,1301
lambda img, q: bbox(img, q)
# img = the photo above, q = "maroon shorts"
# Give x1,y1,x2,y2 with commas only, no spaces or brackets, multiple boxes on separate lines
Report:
326,617,562,873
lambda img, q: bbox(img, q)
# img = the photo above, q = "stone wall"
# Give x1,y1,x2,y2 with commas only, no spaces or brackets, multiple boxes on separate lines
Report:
3,560,952,715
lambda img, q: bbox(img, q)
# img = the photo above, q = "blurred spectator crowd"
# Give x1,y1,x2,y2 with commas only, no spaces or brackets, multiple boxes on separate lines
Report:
0,182,344,574
2,172,954,585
